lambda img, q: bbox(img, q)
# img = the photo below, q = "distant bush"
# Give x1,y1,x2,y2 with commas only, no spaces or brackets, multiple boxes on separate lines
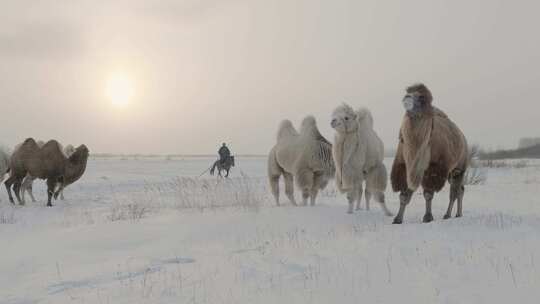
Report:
464,145,487,185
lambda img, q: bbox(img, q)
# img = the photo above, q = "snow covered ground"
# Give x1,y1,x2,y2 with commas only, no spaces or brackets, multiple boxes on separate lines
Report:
1,157,540,304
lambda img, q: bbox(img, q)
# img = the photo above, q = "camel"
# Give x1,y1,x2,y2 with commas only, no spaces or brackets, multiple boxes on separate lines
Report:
20,143,76,203
391,83,468,224
331,104,393,215
268,116,335,206
0,146,9,201
5,138,89,206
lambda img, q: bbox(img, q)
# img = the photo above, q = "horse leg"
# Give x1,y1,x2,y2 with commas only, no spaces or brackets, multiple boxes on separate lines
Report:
4,175,16,204
422,190,435,223
393,189,413,224
46,179,56,207
225,168,230,178
283,172,297,206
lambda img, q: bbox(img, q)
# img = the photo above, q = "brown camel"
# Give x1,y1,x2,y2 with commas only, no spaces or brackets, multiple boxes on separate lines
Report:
391,84,468,224
5,138,89,206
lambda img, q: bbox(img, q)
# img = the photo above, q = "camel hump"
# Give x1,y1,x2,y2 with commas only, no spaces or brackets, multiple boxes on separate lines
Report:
277,119,298,141
16,138,41,153
300,115,331,144
356,108,374,129
22,138,37,146
432,106,448,119
41,140,64,156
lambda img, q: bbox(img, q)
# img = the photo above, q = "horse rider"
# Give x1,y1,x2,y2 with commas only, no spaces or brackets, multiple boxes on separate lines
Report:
218,143,231,164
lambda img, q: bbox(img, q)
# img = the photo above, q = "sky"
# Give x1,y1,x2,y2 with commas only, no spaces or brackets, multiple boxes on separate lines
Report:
1,0,538,154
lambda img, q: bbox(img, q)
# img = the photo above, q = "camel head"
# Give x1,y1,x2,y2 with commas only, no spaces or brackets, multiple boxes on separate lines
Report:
402,83,433,115
331,103,358,134
69,145,89,164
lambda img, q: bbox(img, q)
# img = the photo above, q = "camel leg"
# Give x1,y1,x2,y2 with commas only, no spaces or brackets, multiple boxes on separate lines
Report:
60,189,65,200
393,189,413,224
423,190,434,223
46,179,58,207
283,172,297,206
13,180,24,205
21,176,36,204
355,183,363,211
4,175,16,204
346,188,358,214
269,174,281,206
374,191,393,216
445,170,465,219
364,188,371,211
297,171,314,206
456,185,465,218
26,183,36,203
310,173,323,206
444,183,459,219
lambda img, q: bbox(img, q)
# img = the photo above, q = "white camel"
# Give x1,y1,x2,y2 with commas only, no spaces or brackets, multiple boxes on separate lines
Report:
331,104,393,215
268,116,335,206
19,142,75,203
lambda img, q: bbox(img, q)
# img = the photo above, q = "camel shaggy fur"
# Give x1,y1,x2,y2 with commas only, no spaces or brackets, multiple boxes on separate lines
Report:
391,83,468,224
0,146,10,201
20,143,75,203
5,138,89,206
268,116,335,206
331,104,393,215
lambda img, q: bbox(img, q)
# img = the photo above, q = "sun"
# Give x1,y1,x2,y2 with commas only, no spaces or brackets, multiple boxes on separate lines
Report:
105,72,134,107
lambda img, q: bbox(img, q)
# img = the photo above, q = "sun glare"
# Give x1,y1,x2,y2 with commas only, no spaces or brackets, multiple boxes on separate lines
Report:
106,72,134,107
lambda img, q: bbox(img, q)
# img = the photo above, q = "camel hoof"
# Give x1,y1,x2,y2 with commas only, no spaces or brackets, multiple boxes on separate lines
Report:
443,214,451,220
455,214,462,218
46,203,53,207
392,218,403,224
423,213,434,223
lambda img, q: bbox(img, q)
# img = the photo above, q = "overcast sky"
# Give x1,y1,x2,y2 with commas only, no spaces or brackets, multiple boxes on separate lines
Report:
1,0,538,154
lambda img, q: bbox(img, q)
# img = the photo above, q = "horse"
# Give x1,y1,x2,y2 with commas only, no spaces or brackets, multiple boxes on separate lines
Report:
210,156,235,178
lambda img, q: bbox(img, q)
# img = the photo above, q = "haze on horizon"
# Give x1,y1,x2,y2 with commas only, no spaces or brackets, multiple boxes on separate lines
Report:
1,0,538,155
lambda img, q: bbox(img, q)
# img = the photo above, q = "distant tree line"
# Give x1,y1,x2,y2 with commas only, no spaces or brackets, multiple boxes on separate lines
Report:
479,143,540,160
